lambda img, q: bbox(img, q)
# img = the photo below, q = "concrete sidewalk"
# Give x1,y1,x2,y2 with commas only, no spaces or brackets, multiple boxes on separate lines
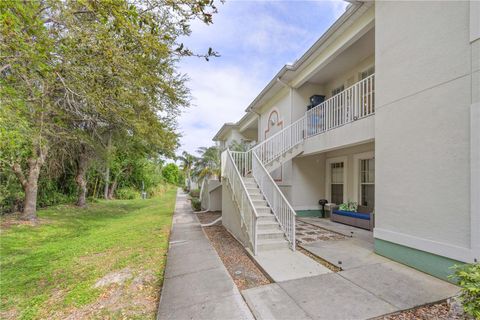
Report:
157,189,254,320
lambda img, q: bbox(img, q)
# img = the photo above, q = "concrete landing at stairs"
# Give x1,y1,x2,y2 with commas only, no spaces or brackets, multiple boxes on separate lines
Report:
249,248,331,282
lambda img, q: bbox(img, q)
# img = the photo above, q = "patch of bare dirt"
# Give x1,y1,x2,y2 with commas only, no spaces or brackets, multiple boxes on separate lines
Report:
49,269,159,320
0,212,49,230
379,300,467,320
198,212,271,290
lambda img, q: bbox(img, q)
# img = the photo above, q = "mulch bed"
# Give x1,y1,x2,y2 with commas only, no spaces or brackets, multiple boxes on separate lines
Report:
379,301,466,320
197,212,271,291
196,211,221,225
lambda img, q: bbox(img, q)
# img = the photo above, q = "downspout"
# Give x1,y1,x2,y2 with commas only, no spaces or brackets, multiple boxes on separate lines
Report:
276,77,294,124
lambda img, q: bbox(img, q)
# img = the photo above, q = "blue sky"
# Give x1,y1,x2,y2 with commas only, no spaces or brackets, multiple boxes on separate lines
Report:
177,0,348,156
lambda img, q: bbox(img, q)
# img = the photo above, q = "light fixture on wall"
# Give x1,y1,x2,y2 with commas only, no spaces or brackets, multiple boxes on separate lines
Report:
270,119,276,126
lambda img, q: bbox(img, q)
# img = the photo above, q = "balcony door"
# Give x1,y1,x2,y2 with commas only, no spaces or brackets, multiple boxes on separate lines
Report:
359,66,375,116
327,159,346,205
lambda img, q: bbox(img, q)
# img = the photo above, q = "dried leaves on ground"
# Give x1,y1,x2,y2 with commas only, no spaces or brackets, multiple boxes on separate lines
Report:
380,301,467,320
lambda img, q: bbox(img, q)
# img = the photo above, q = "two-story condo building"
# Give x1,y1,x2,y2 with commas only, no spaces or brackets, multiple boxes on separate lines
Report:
208,0,479,281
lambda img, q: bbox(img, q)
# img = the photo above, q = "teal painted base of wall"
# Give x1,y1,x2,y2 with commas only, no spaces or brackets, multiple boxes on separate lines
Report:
374,239,463,283
296,210,323,217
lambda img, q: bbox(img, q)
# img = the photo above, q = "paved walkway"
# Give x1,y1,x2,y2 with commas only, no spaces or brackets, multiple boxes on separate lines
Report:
251,249,331,282
157,189,253,320
243,218,460,320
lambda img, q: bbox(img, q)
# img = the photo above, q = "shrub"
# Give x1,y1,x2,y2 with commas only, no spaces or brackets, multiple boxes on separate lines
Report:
191,197,201,211
161,163,180,185
339,201,358,212
189,189,200,198
148,184,168,198
450,263,480,318
115,187,141,200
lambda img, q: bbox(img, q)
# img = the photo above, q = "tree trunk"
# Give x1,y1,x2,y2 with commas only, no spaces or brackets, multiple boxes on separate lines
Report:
23,160,41,221
12,144,47,221
107,178,117,199
104,132,112,200
75,147,89,207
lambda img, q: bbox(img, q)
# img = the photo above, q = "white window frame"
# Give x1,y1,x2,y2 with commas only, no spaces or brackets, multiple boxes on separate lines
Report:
325,156,347,205
359,65,375,81
353,151,375,205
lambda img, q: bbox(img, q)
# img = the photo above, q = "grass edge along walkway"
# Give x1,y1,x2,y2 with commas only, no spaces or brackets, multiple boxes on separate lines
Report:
0,187,177,320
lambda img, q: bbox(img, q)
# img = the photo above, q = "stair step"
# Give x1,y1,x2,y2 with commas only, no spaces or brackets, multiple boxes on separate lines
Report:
257,214,276,223
257,221,281,231
257,238,289,251
253,199,268,207
250,194,264,201
255,206,272,215
257,229,285,240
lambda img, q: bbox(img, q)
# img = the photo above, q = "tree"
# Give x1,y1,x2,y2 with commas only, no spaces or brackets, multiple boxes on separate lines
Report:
178,151,198,191
0,0,221,219
162,163,180,185
193,146,221,182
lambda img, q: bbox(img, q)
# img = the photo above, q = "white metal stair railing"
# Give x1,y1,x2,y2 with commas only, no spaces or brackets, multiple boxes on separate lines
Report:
252,151,296,249
222,149,258,254
252,116,307,167
306,73,375,137
222,74,376,254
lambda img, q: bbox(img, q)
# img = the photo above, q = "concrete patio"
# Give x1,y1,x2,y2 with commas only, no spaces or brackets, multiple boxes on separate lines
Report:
242,217,459,320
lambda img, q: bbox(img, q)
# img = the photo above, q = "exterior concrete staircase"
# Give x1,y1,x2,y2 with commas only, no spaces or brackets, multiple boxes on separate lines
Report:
243,177,290,251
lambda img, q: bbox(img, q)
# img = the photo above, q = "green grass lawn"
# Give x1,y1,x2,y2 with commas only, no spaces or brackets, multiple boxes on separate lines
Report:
0,187,177,320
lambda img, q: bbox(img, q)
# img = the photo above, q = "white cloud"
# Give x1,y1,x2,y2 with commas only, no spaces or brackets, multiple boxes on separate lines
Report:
176,1,348,156
177,61,264,154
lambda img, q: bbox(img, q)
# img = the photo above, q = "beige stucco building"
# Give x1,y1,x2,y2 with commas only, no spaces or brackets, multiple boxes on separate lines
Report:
211,0,479,281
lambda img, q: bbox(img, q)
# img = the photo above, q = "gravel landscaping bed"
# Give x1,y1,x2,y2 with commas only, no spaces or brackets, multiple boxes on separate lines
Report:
379,300,465,320
197,212,272,291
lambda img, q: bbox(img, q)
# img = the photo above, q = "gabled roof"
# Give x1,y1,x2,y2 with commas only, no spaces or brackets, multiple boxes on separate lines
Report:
212,122,237,141
245,1,367,112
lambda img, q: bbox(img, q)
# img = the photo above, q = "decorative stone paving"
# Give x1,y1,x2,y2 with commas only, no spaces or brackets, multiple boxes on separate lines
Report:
295,219,345,245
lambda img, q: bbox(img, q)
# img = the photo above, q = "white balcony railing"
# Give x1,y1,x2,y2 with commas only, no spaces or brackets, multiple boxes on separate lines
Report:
221,74,375,254
306,73,375,137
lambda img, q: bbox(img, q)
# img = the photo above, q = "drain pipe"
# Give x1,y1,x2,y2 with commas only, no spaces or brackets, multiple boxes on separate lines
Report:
200,217,222,227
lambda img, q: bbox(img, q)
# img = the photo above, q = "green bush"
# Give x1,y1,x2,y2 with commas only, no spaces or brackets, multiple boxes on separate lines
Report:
450,263,480,318
115,187,141,200
189,189,200,198
339,201,358,212
147,184,168,198
191,197,201,211
161,163,180,185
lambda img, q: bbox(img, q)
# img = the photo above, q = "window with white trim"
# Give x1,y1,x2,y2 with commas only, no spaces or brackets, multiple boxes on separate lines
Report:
360,158,375,210
330,162,344,204
331,85,344,97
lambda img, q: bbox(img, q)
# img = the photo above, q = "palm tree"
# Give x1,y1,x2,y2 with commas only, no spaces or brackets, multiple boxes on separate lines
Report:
177,151,197,191
193,146,221,182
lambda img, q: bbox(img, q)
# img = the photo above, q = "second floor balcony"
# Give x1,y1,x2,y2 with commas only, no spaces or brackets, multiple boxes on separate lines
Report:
305,73,375,138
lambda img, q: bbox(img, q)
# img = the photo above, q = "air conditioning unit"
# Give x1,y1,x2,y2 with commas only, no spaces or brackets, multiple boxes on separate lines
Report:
307,94,325,110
